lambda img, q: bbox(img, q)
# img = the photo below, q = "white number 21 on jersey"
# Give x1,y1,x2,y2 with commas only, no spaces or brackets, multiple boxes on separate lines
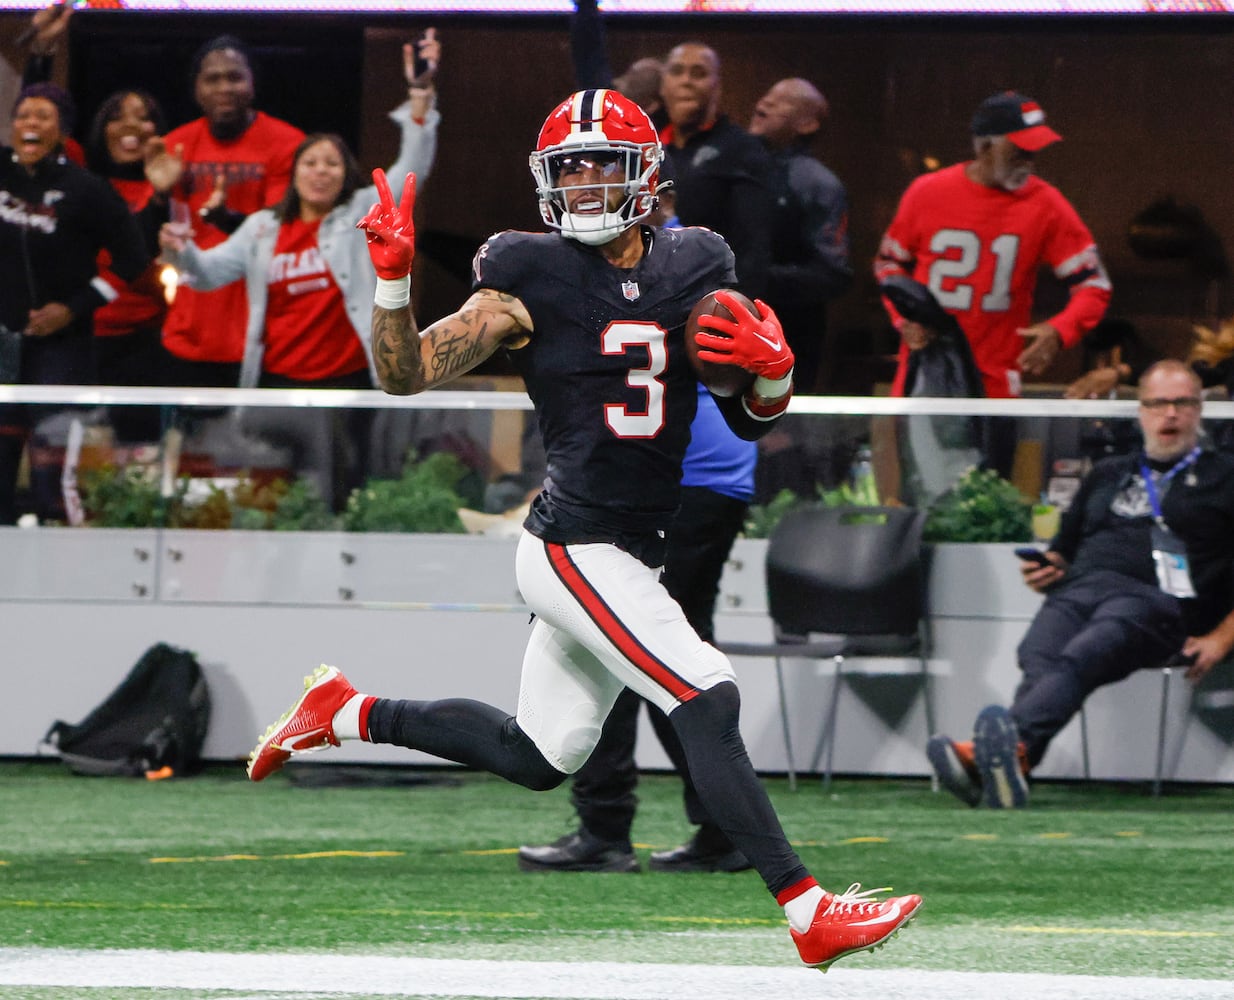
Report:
928,229,1021,312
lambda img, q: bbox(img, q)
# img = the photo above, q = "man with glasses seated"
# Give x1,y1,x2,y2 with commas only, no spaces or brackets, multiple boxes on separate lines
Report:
928,360,1234,808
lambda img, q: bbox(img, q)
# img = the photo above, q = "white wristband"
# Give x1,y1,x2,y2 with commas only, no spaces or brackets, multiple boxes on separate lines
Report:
374,275,411,310
753,369,793,399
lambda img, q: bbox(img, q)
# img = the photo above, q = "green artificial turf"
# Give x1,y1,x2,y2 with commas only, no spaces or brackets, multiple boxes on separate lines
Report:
1,759,1231,984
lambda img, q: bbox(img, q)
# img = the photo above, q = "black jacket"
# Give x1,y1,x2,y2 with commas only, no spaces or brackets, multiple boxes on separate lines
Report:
1052,446,1234,634
0,148,149,336
661,116,774,300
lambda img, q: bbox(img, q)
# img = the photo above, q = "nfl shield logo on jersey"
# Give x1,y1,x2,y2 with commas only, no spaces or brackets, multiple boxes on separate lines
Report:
621,281,641,302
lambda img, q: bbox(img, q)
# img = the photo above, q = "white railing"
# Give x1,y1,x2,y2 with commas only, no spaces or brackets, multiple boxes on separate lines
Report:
2,384,1232,420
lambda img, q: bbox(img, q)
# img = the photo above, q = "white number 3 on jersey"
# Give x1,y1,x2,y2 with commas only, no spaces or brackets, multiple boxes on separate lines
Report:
602,321,667,439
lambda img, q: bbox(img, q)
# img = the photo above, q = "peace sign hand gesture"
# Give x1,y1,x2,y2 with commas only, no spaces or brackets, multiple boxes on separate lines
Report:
357,168,417,280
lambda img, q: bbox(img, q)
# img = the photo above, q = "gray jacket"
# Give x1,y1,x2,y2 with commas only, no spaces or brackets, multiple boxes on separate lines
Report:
166,101,438,387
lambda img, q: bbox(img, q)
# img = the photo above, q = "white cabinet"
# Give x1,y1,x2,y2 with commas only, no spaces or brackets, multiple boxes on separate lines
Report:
0,527,157,602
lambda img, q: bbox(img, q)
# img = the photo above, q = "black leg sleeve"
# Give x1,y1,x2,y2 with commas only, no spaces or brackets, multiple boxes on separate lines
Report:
366,697,566,792
647,700,733,849
670,681,809,897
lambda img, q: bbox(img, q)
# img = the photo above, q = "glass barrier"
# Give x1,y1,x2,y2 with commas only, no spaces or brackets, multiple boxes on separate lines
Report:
0,382,1230,533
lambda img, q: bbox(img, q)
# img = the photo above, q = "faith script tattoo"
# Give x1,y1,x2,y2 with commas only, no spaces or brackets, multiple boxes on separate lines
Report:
428,320,490,380
373,289,519,395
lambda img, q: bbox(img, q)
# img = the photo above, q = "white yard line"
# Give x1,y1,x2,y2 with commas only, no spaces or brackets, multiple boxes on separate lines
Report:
0,949,1229,1000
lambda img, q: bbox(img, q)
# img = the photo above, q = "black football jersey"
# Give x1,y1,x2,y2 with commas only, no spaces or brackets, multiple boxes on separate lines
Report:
472,225,736,547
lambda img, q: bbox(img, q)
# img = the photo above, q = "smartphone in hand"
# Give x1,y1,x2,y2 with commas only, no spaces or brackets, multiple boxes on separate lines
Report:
1013,546,1053,567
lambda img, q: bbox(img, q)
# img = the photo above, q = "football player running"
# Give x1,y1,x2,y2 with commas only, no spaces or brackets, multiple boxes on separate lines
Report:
246,89,921,971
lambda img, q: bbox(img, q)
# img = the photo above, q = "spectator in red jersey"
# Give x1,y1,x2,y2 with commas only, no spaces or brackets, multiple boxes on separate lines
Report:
158,34,441,505
876,91,1111,398
81,89,184,440
873,90,1112,502
159,35,305,387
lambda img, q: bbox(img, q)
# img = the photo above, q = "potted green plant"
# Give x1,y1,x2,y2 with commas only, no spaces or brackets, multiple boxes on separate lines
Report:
923,467,1032,543
78,465,190,528
341,452,469,534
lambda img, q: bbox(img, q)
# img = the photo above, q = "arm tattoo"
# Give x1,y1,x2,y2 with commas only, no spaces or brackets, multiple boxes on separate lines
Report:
373,289,521,395
473,289,518,306
373,305,424,395
427,312,494,381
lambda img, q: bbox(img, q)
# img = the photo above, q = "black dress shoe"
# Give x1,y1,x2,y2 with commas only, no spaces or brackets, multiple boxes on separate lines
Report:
517,831,640,873
648,831,752,873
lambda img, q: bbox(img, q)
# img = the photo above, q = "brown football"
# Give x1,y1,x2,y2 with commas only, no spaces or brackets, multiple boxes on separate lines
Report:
684,289,758,398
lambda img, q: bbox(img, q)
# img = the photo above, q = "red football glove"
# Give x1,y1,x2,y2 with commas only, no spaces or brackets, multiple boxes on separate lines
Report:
694,290,795,380
356,168,416,280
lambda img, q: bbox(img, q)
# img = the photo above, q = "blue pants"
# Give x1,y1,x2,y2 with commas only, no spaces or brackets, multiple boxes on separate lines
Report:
1011,569,1185,769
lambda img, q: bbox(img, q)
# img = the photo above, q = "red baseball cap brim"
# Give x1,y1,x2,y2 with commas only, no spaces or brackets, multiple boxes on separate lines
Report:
1006,124,1062,151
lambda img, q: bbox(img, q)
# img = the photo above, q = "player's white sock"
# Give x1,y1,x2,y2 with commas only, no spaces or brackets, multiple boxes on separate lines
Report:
784,885,826,933
332,694,367,742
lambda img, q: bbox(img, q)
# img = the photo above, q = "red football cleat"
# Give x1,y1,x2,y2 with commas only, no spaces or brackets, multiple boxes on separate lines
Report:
791,883,923,971
246,665,357,782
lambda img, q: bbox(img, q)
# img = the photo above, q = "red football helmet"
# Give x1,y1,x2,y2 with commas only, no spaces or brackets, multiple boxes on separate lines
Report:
529,89,663,246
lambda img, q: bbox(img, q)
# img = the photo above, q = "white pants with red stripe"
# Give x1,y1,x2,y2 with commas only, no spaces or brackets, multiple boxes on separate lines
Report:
513,529,736,774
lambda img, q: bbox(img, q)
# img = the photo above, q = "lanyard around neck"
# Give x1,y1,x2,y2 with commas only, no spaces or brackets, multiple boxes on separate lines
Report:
1139,446,1201,523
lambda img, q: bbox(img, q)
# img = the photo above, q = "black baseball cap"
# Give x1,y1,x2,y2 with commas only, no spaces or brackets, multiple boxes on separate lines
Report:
970,91,1061,151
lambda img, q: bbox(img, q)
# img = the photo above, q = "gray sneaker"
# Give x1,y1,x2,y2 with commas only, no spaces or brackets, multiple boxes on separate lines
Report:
926,734,981,807
972,705,1029,808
